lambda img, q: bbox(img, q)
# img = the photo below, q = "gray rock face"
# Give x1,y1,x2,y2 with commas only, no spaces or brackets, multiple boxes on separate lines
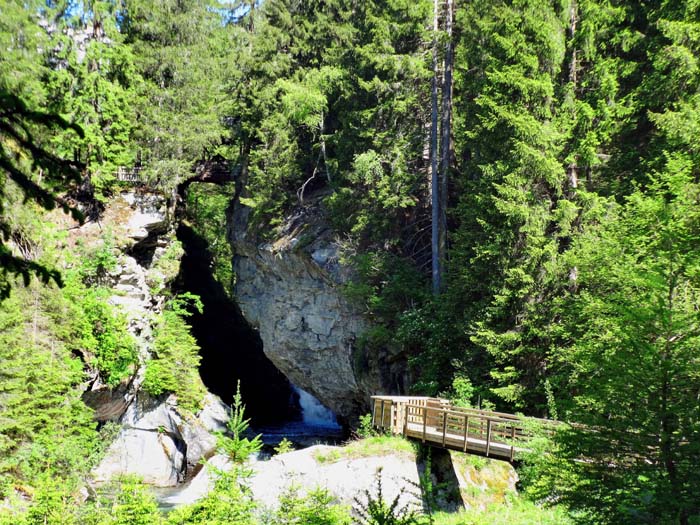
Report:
79,191,230,488
122,191,169,241
93,394,229,487
234,244,367,421
92,427,185,487
249,446,422,511
230,197,406,424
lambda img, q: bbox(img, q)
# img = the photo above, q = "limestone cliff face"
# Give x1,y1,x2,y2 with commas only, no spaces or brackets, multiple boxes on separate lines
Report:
74,191,173,422
230,198,394,424
73,191,227,487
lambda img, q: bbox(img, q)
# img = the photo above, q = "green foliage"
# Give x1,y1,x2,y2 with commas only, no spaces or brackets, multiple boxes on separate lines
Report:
185,184,234,295
121,0,228,190
353,468,430,525
273,438,294,455
143,294,206,412
327,148,418,242
0,91,83,299
357,413,378,439
431,496,572,525
109,476,163,525
216,381,263,464
149,238,185,294
446,376,475,409
313,436,415,465
0,281,99,496
344,252,428,352
24,474,78,525
63,274,138,387
71,476,164,525
263,486,351,525
78,233,119,286
226,0,432,238
533,170,700,523
46,15,143,199
165,468,256,525
3,2,700,524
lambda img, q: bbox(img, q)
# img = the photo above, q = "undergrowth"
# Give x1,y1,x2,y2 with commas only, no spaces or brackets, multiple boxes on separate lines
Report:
313,436,417,464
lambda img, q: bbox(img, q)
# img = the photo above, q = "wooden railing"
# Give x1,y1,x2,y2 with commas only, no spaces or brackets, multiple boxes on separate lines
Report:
116,165,145,184
371,396,557,462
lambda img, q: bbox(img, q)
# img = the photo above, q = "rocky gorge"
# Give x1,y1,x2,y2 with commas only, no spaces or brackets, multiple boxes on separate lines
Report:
71,185,407,492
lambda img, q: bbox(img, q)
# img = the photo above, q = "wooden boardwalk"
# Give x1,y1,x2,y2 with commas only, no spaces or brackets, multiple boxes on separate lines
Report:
115,157,241,188
371,396,557,462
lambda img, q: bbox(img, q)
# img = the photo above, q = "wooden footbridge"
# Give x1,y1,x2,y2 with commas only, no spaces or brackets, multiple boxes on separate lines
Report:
371,396,557,462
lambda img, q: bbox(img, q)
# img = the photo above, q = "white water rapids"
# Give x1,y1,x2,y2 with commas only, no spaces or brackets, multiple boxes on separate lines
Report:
293,385,339,427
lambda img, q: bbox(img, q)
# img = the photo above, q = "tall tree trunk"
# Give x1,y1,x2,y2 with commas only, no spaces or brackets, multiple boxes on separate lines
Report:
566,0,579,291
567,0,579,192
438,0,454,292
430,0,441,295
320,112,331,183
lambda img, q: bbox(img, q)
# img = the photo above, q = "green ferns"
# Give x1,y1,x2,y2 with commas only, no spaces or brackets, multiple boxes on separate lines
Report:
143,294,206,413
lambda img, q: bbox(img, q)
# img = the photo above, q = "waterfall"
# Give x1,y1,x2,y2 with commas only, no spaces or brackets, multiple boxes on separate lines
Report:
293,386,340,427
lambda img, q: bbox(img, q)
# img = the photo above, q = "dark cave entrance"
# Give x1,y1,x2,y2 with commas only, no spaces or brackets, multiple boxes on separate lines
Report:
175,223,300,425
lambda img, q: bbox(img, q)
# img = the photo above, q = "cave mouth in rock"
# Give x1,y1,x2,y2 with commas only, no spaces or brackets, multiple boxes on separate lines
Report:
175,223,299,426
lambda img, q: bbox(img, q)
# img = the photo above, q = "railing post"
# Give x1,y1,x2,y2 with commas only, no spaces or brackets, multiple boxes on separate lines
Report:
441,410,447,447
462,414,469,452
371,398,377,428
380,400,386,431
422,406,427,443
510,425,516,462
485,419,492,457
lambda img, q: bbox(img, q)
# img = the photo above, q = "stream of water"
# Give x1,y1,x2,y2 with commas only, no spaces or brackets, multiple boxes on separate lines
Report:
155,386,344,510
252,385,344,446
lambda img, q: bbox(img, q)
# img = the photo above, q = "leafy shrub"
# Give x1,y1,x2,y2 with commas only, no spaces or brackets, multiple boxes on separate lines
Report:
447,376,475,408
263,486,351,525
143,293,206,412
68,283,137,386
24,474,77,525
357,413,378,438
76,476,164,525
110,476,164,525
166,469,256,525
149,238,185,294
274,438,294,455
79,233,118,287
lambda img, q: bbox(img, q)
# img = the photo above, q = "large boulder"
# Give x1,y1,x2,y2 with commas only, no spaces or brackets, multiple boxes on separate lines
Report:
92,428,185,487
157,444,423,511
92,394,229,487
249,445,422,510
